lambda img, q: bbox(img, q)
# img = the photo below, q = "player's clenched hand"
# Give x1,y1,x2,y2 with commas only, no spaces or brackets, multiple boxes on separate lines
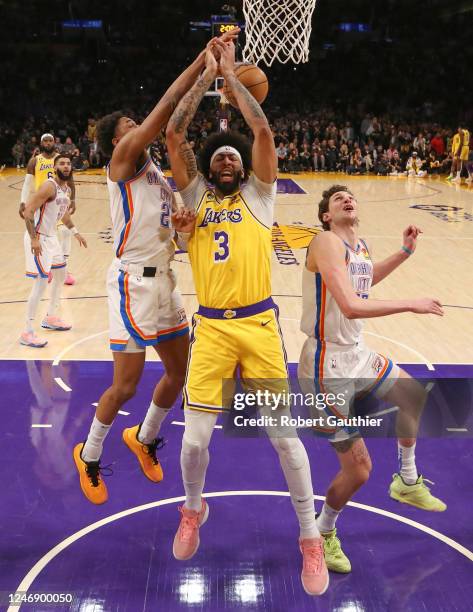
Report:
216,40,236,77
403,225,422,253
75,233,87,248
220,27,240,43
172,208,196,233
204,44,219,78
411,298,444,316
31,236,42,256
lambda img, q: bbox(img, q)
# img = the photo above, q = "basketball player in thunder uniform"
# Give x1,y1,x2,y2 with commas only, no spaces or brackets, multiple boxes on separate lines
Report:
19,133,77,285
72,29,240,506
21,155,87,347
166,40,329,597
447,125,471,183
298,185,446,573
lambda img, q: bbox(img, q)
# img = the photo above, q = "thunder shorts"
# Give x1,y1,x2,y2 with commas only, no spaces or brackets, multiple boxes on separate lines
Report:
107,258,189,352
24,231,65,278
298,337,400,442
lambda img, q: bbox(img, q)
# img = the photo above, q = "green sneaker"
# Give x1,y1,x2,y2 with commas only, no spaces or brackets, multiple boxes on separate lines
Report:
389,473,447,512
321,528,351,573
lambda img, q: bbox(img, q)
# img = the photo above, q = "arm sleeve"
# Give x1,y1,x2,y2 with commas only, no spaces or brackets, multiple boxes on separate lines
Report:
240,173,276,228
179,174,207,210
20,173,35,204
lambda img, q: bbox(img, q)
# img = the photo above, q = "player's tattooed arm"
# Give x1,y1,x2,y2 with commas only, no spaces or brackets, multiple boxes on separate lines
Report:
166,46,218,190
67,178,76,214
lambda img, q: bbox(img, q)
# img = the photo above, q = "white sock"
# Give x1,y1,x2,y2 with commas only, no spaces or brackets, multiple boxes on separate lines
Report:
456,171,461,178
181,439,209,511
26,277,48,333
271,437,319,539
82,416,112,462
138,401,171,444
47,267,66,317
180,410,217,511
317,502,341,533
398,441,418,484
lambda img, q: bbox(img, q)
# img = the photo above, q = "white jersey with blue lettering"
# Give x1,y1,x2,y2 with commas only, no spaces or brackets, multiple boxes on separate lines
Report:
300,236,373,345
35,178,70,237
106,156,175,265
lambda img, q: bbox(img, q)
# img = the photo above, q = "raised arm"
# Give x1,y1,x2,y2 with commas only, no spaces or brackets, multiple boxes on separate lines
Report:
308,232,443,318
372,225,421,285
219,41,277,183
165,46,218,190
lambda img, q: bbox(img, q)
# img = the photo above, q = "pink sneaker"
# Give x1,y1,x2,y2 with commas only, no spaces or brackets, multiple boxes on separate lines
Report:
41,315,72,331
299,537,329,596
19,331,48,348
173,500,209,561
64,272,76,285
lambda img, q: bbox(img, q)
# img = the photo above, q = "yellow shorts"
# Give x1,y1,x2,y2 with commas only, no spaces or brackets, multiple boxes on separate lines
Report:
460,147,469,161
184,305,289,413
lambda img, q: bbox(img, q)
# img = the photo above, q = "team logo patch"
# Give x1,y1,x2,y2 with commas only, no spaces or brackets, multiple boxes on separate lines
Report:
372,356,384,374
223,309,236,319
331,358,337,369
177,308,187,323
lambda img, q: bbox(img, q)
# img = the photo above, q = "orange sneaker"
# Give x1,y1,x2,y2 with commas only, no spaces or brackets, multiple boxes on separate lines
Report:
122,424,164,482
73,443,109,505
173,500,209,561
299,537,329,596
64,272,76,285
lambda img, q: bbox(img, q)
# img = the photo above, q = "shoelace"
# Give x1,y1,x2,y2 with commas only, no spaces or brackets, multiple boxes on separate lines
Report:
324,534,342,555
302,541,323,574
142,436,166,465
177,506,199,542
85,462,113,487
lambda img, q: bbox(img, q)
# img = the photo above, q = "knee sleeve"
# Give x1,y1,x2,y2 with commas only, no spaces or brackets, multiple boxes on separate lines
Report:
182,409,217,451
271,437,307,470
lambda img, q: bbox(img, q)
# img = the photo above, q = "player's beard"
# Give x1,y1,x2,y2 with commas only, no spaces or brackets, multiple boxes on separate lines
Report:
213,171,242,196
40,144,55,155
56,168,72,181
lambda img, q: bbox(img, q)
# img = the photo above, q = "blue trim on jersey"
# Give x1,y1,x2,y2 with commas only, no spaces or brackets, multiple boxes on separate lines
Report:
369,359,394,396
110,342,127,351
156,325,189,344
116,182,130,258
118,271,156,347
34,256,48,278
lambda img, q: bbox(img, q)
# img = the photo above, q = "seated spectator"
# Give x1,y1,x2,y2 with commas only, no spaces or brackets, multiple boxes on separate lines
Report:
337,143,350,172
12,140,25,168
427,151,441,175
71,147,89,171
347,148,365,174
299,143,312,171
430,132,445,158
312,141,325,171
406,151,426,177
325,139,338,171
277,141,288,172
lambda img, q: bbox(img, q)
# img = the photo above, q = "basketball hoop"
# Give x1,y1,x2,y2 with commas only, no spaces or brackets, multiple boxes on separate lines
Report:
242,0,317,66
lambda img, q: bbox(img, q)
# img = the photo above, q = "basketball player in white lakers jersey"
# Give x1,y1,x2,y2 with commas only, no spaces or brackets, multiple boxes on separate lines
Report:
298,184,446,573
166,40,329,596
73,29,240,506
21,154,87,347
19,133,77,285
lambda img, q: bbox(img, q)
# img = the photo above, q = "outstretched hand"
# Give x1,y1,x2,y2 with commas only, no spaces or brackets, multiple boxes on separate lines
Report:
172,207,197,234
215,40,236,77
403,225,422,253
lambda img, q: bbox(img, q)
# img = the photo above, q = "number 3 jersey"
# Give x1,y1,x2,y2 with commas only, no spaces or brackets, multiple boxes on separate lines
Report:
301,237,373,345
180,173,276,308
106,156,175,265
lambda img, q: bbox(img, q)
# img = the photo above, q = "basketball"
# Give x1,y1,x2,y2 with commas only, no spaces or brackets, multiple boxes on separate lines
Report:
223,63,269,108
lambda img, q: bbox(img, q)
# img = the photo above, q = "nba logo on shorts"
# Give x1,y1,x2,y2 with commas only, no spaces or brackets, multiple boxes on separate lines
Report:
177,308,187,323
331,357,337,369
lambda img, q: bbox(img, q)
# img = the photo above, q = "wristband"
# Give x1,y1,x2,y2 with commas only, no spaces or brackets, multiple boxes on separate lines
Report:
71,227,79,235
401,246,413,256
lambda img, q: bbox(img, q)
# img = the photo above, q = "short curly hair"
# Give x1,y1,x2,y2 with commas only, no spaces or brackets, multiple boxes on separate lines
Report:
96,111,125,157
198,131,252,182
318,185,353,230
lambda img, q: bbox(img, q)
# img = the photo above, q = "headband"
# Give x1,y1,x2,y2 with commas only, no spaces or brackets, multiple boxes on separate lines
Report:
210,146,243,167
41,133,54,142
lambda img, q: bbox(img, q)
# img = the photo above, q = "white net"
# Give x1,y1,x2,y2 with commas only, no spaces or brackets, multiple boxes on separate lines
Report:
242,0,317,66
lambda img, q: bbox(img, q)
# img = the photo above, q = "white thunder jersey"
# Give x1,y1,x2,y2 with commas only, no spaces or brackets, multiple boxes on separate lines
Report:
35,179,70,236
107,156,174,264
301,237,373,345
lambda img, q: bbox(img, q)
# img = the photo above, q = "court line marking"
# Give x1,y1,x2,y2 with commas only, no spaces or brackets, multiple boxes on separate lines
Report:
52,330,107,366
172,420,222,430
279,318,435,370
31,424,52,428
91,402,129,416
9,489,473,611
53,377,71,392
